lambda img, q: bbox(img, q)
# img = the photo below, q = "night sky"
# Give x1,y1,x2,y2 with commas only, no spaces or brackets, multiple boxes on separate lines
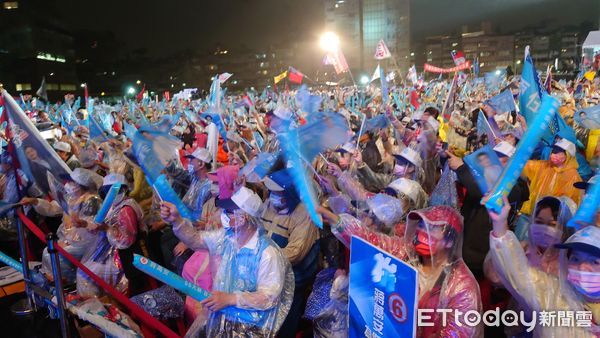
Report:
56,0,599,55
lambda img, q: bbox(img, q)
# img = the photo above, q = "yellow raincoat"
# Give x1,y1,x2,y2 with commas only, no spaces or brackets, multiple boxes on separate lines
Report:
521,156,582,215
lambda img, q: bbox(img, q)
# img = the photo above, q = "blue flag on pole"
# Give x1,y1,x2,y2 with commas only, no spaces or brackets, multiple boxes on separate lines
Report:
1,89,72,195
487,89,516,113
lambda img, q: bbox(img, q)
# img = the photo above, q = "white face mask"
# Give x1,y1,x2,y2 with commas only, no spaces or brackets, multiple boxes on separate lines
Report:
220,212,231,229
210,184,219,196
187,164,195,174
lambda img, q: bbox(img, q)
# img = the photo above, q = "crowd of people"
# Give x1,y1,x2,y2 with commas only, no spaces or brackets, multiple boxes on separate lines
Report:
0,61,599,338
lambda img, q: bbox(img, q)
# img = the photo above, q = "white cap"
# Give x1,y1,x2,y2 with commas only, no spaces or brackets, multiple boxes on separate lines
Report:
187,148,211,163
69,168,103,190
393,147,423,168
493,141,516,157
231,186,263,217
388,178,425,206
263,176,284,192
553,138,576,156
102,173,127,187
53,141,71,153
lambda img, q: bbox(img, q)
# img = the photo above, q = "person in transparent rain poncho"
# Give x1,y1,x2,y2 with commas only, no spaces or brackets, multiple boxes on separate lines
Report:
21,168,103,283
319,205,483,337
76,173,146,297
160,186,294,338
488,197,600,337
325,145,425,207
182,147,213,218
523,196,577,276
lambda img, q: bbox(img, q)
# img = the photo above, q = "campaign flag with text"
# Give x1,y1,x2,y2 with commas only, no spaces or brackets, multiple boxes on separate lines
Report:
349,236,418,338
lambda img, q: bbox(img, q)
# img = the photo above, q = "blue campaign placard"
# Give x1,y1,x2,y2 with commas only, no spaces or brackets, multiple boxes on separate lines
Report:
349,236,418,338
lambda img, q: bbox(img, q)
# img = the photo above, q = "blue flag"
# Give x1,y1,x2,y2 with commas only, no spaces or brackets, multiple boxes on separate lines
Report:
1,90,71,195
487,89,516,113
519,46,578,146
477,110,499,146
379,64,389,104
484,70,506,93
296,85,322,115
519,47,545,123
363,114,390,134
131,129,181,183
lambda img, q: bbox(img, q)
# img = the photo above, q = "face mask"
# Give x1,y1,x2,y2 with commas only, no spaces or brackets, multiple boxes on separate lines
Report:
567,269,600,300
269,195,286,209
393,164,407,177
414,230,440,257
187,164,195,174
210,184,219,196
220,212,231,229
529,223,562,249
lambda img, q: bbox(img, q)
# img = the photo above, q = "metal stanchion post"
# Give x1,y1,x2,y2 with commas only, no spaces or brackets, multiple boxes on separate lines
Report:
10,217,35,316
47,232,71,338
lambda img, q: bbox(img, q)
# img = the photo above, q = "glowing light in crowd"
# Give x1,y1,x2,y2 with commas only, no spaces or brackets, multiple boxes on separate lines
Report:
136,80,141,85
127,87,136,95
320,32,340,52
360,75,370,85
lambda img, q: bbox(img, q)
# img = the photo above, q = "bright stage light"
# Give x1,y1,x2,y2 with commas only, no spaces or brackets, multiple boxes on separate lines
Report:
360,75,369,85
320,32,340,52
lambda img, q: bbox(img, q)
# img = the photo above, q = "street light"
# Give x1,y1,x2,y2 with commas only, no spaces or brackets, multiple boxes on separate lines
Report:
127,87,136,95
320,32,340,52
360,75,369,85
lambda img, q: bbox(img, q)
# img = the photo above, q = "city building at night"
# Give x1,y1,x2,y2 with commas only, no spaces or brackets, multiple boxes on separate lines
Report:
0,0,79,100
324,0,411,74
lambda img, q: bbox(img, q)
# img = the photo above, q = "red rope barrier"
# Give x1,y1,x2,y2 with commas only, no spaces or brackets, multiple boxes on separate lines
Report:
17,210,180,338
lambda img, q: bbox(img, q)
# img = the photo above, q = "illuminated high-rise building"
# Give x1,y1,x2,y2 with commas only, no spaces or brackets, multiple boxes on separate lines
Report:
324,0,411,75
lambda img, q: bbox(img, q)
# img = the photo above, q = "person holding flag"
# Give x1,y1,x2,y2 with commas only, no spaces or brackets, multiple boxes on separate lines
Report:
160,187,294,338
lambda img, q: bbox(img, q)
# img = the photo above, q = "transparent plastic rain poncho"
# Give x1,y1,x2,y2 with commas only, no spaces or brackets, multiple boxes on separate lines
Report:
525,196,577,276
76,197,144,297
182,176,212,218
491,225,600,337
312,273,349,338
331,205,482,337
172,216,294,338
429,163,459,208
40,191,102,282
